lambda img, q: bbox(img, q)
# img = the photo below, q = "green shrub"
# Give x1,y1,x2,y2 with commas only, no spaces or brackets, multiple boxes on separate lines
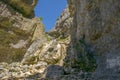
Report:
39,17,43,21
72,37,97,72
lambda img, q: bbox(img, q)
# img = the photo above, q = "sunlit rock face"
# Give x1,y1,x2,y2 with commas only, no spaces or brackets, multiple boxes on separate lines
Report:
53,6,73,38
65,0,120,79
22,39,68,65
0,37,70,79
0,0,44,63
0,0,70,79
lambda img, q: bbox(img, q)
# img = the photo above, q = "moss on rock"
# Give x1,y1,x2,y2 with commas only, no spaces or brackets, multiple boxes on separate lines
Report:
2,0,38,18
0,17,31,63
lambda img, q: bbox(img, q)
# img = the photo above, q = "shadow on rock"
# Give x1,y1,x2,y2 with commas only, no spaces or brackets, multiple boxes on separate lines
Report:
43,65,65,80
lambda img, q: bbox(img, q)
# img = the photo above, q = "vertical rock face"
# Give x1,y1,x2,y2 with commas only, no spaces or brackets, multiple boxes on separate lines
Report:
0,0,120,79
1,0,38,17
53,6,73,38
66,0,120,79
0,1,70,79
0,0,43,63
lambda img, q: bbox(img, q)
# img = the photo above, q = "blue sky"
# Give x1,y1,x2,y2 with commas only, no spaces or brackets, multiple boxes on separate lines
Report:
34,0,67,31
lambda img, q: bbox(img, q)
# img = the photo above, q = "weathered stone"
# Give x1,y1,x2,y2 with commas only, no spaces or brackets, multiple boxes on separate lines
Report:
1,0,38,18
0,1,44,63
44,65,64,79
53,6,73,38
1,0,120,80
65,0,120,79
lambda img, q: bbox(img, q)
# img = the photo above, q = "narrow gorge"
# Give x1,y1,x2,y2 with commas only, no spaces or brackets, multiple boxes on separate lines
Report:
0,0,120,80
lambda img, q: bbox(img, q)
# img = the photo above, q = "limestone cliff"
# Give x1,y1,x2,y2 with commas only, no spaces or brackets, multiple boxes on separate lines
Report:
64,0,120,80
0,0,120,80
0,0,43,63
0,0,70,79
2,0,38,17
53,6,73,38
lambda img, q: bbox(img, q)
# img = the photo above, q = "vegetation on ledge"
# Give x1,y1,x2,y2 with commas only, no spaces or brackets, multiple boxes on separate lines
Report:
2,0,38,18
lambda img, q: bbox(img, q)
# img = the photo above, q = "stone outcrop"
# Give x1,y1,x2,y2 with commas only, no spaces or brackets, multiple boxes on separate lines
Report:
53,6,73,38
0,0,70,79
2,0,38,17
0,0,43,63
64,0,120,80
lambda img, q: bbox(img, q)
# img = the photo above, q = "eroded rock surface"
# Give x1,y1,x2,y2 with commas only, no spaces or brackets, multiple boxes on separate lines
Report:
64,0,120,80
53,6,73,38
0,0,120,80
0,0,44,63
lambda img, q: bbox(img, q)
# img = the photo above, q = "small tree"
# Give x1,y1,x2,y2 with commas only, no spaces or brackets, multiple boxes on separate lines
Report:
39,17,43,21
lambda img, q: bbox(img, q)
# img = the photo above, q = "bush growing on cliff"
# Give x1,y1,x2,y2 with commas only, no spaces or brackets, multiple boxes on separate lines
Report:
39,17,43,21
72,37,97,72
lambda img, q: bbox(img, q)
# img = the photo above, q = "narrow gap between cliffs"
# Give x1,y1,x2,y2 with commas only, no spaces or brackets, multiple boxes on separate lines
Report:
34,0,67,32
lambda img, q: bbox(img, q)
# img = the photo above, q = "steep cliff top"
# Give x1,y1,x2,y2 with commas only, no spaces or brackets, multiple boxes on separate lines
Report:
1,0,38,18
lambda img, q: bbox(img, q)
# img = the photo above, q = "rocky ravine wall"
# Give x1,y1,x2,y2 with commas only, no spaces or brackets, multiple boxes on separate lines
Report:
0,0,70,79
66,0,120,80
0,0,120,80
2,0,38,17
53,6,73,38
0,0,43,63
